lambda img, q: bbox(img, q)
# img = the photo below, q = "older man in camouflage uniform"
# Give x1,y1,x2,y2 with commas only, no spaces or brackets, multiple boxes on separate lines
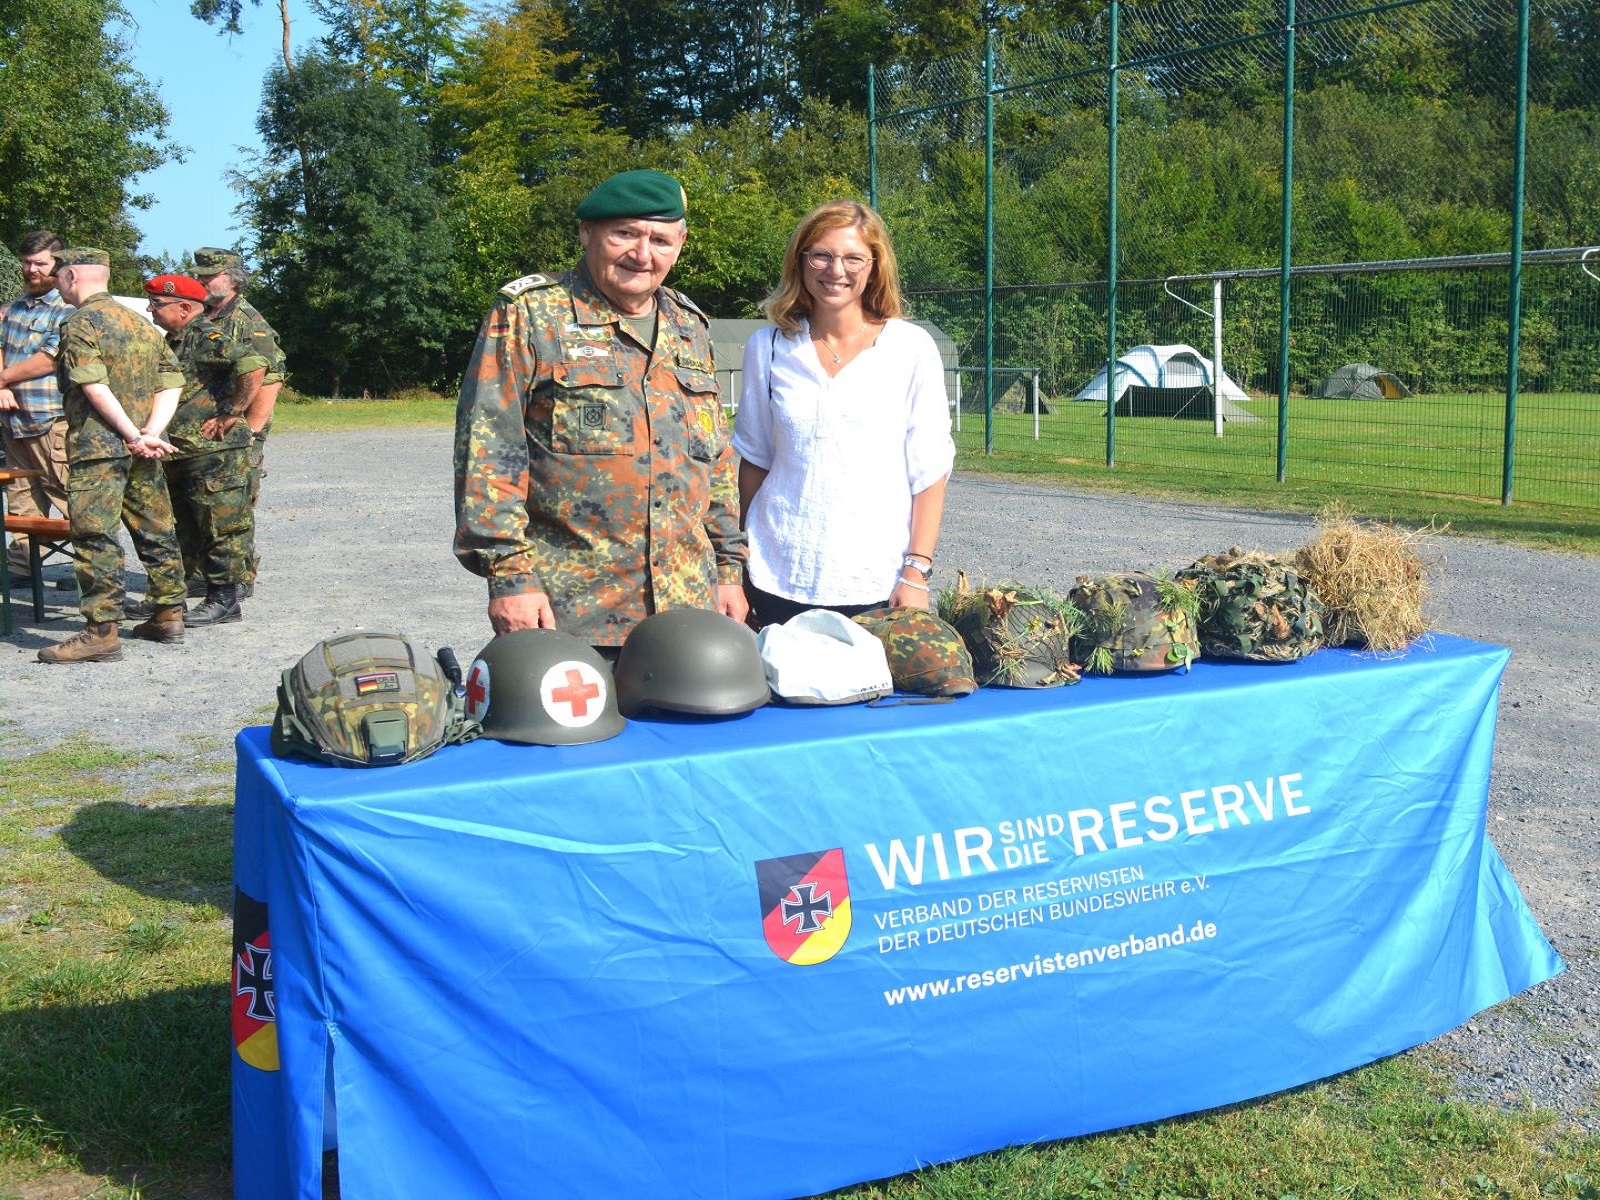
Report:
141,272,268,634
190,247,286,598
453,169,748,648
37,249,186,664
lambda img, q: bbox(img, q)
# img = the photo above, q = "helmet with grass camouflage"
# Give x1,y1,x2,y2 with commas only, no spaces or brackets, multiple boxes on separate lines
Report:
614,608,770,717
1069,572,1200,673
937,573,1082,688
1175,547,1325,662
271,631,480,767
466,629,624,746
851,606,977,697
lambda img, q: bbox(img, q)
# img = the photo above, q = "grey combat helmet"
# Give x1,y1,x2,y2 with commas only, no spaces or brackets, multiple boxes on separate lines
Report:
613,609,770,717
466,629,625,746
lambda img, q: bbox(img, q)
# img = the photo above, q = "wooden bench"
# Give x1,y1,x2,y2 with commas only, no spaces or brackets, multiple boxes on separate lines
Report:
2,514,74,635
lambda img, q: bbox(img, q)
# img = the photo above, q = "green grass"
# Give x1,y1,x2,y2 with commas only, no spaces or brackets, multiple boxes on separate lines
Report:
2,731,1597,1199
0,733,234,1199
273,393,455,431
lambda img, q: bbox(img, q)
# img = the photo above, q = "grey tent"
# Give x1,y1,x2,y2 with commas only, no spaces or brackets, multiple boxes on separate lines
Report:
1314,363,1412,400
1072,344,1257,422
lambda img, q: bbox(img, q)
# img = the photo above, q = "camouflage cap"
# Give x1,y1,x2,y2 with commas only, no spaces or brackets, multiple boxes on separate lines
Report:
1069,572,1200,673
576,169,687,222
191,246,242,277
937,574,1082,688
852,607,977,697
1175,547,1325,662
53,247,110,270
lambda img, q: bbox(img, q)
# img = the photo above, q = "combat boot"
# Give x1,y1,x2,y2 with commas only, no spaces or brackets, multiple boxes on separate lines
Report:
38,622,123,664
185,584,242,627
186,576,209,598
237,582,254,599
131,604,187,644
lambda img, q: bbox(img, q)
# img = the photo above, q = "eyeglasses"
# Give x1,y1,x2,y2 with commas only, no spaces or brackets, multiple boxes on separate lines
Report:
803,251,874,273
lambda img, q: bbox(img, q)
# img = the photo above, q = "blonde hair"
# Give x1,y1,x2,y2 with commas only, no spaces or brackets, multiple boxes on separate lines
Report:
762,200,904,335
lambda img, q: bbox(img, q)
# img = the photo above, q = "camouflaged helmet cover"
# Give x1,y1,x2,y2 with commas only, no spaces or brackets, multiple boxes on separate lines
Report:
938,574,1082,688
852,606,977,697
272,631,479,767
1176,547,1325,662
1069,572,1200,673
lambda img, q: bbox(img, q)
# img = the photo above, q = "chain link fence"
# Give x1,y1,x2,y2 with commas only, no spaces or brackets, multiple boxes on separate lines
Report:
870,0,1600,509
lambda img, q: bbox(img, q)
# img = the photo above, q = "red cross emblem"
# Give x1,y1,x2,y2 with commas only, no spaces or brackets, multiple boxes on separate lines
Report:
540,660,607,728
465,659,490,720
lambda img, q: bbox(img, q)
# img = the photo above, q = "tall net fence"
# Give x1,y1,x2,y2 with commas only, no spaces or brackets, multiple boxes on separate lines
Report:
871,0,1600,509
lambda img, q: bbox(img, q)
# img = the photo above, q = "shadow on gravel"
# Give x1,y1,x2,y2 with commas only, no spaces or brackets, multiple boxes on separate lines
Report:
60,801,233,911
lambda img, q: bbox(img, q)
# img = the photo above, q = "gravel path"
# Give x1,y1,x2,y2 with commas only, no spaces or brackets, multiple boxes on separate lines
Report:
3,425,1594,1128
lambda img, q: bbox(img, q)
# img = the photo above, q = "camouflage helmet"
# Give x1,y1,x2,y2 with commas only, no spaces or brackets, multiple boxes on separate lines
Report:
1069,572,1200,673
937,573,1082,688
614,608,770,717
1175,547,1325,662
852,606,977,697
271,631,479,767
466,629,624,746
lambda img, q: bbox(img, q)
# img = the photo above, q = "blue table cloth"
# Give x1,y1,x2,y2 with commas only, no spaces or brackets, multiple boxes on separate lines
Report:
231,632,1562,1200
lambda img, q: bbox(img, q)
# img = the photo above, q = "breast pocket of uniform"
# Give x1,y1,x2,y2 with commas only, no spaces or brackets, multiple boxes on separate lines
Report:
551,359,634,455
673,366,725,462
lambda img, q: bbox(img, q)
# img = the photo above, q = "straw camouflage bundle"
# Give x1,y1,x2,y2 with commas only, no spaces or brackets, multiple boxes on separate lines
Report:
1292,508,1436,651
1068,572,1200,673
1175,547,1324,662
936,572,1083,688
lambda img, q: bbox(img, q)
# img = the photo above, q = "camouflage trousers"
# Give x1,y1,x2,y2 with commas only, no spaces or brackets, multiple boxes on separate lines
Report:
244,426,270,584
66,455,185,623
166,446,254,585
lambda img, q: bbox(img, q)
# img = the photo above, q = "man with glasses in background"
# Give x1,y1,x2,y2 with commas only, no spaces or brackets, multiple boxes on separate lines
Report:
453,168,748,652
0,230,73,582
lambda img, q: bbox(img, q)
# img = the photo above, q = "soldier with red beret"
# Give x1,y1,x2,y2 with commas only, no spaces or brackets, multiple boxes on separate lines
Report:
137,272,269,634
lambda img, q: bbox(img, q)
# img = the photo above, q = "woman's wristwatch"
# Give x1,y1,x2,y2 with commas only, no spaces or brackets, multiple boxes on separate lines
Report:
901,554,934,582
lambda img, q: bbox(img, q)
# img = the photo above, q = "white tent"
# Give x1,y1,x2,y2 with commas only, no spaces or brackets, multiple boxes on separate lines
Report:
1073,343,1256,422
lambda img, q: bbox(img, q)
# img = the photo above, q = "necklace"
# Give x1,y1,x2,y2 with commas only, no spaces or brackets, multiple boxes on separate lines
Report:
816,324,873,366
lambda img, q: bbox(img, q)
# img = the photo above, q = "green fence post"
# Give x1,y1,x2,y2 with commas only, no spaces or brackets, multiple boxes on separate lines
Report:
1502,0,1530,506
867,64,878,210
985,32,996,456
1105,0,1119,468
1275,0,1296,484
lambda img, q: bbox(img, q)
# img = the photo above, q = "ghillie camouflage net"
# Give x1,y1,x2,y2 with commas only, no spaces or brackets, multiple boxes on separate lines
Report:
1068,572,1201,673
1292,508,1437,651
936,572,1083,688
1176,547,1325,662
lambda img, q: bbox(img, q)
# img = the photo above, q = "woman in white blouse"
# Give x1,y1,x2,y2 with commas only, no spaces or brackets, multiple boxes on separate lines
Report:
735,200,956,630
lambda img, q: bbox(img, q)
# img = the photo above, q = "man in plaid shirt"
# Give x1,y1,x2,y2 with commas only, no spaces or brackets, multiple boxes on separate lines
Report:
1,229,74,577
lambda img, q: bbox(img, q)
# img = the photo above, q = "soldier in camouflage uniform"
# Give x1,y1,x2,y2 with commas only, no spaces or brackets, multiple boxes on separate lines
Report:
37,249,187,664
191,247,286,598
143,273,268,631
453,169,748,648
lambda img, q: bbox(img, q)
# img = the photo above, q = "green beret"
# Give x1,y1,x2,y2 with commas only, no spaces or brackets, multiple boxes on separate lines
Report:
53,247,110,270
576,170,687,222
191,246,243,276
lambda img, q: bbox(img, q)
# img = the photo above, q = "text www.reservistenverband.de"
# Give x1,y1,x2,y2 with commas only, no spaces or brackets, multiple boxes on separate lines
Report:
882,919,1219,1006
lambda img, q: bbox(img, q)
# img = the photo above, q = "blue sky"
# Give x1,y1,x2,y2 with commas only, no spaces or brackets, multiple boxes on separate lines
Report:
121,0,327,260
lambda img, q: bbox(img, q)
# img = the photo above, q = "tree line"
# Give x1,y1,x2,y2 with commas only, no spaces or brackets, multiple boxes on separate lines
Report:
1,0,1594,398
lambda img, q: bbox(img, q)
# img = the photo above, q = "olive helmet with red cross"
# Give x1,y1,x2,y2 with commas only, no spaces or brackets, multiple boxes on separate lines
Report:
466,629,625,746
